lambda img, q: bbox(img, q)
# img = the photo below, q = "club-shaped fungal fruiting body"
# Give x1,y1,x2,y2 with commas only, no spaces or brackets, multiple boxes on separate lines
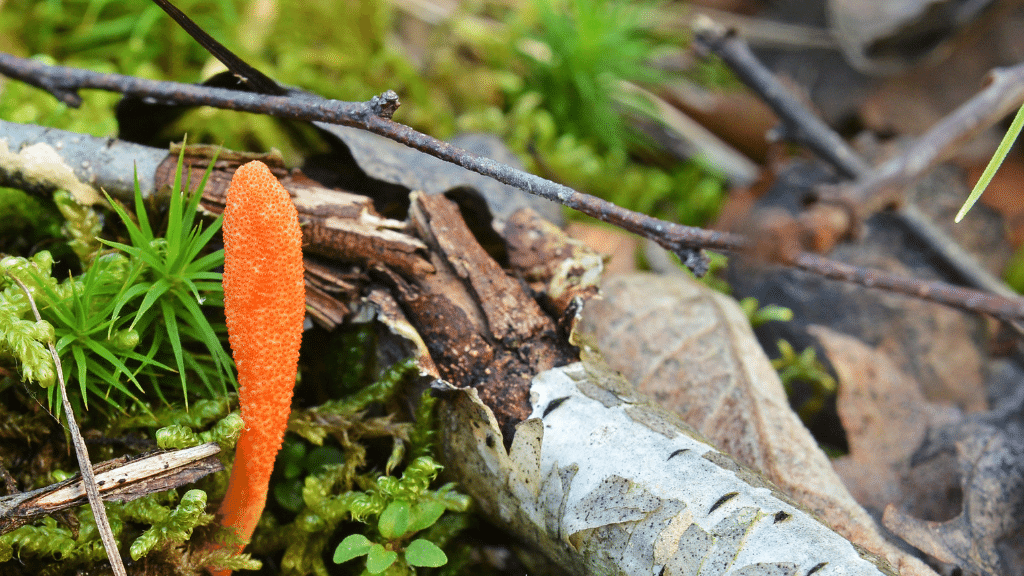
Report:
212,160,304,574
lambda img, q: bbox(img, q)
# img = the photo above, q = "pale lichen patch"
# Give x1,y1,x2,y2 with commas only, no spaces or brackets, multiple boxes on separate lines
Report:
0,140,103,205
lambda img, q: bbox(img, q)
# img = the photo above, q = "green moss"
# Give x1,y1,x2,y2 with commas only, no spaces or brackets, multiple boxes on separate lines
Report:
0,489,213,571
772,339,837,424
127,489,214,560
459,92,724,226
53,190,102,266
1,0,726,226
519,0,662,154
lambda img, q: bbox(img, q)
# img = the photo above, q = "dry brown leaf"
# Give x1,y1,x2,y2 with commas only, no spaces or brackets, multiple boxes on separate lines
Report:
578,272,939,576
882,392,1024,576
811,325,962,522
730,165,994,413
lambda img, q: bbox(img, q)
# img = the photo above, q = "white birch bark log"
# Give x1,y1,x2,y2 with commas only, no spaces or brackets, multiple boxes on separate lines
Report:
439,355,896,576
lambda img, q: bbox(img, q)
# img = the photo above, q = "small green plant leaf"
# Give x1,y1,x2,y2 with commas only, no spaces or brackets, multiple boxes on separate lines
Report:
332,533,372,564
740,297,794,328
378,500,411,539
407,500,446,534
956,101,1024,222
404,538,447,567
365,543,398,574
303,445,345,475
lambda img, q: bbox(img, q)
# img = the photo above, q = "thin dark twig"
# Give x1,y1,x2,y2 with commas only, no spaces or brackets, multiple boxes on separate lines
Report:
691,15,870,179
690,14,1024,313
6,275,127,576
144,0,738,268
790,253,1024,319
358,114,744,256
149,0,287,96
0,52,382,121
694,15,1024,216
7,55,1024,322
0,51,745,269
838,63,1024,215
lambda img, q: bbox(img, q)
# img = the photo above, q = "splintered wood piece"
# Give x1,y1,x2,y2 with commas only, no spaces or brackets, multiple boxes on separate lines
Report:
411,194,549,343
303,257,364,329
0,442,222,535
305,283,349,329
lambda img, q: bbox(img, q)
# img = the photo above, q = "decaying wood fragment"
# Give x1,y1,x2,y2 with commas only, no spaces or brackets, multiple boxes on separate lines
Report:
0,443,221,536
504,208,604,318
165,148,436,281
400,192,576,438
303,258,363,330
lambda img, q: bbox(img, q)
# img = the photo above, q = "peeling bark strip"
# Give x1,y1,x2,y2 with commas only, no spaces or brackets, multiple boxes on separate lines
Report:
440,361,896,576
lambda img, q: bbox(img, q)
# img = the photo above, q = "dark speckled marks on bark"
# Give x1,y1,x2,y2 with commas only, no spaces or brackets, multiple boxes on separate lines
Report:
668,448,690,460
709,492,739,514
543,396,571,416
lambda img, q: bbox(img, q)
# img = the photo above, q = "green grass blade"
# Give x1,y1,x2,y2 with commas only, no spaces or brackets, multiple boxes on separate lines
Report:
109,280,152,335
98,239,135,254
55,333,76,352
189,148,220,216
72,344,89,410
178,147,220,244
26,269,75,327
185,253,224,279
184,224,224,266
191,281,224,293
133,165,154,239
148,369,170,407
46,384,60,421
120,349,172,372
166,144,189,262
84,338,144,393
956,102,1024,222
182,352,218,398
192,214,225,252
128,278,172,331
173,290,234,392
160,300,189,405
86,358,141,413
104,190,151,251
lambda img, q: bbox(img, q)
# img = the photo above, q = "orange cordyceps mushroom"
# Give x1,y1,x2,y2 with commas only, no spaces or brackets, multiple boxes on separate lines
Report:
211,160,305,574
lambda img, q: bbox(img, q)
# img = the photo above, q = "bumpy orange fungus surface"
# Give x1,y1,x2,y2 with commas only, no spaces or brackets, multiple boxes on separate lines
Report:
214,160,305,571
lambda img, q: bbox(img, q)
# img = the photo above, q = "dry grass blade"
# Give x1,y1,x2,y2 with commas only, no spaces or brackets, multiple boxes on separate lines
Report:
5,274,127,576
